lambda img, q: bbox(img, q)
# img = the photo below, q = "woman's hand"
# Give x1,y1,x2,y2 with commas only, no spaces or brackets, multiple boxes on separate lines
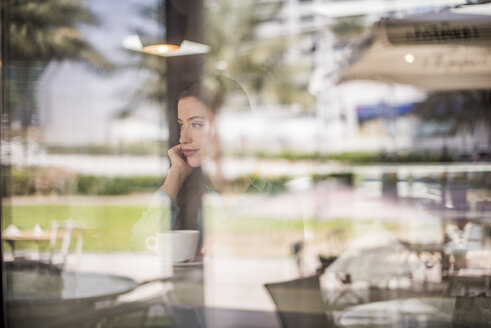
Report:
160,144,192,202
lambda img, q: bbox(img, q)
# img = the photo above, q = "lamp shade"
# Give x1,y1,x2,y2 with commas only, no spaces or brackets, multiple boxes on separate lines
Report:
123,34,210,57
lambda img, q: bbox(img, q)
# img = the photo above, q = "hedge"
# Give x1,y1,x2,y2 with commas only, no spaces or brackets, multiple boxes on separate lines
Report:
6,167,163,196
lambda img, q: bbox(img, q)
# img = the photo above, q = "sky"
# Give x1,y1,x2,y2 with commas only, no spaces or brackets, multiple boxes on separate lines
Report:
37,0,162,145
33,0,442,150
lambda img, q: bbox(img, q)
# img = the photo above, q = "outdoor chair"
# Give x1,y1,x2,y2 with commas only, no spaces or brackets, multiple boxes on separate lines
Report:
368,282,447,303
264,274,336,328
316,255,367,310
316,255,338,275
322,272,367,311
49,220,84,269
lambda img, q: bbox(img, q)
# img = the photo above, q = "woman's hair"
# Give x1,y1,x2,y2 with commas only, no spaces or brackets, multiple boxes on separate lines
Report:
177,75,251,115
175,166,204,231
177,80,216,113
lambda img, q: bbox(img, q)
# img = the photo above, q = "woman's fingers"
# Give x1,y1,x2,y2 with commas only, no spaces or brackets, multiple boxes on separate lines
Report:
161,144,192,200
168,144,187,166
168,144,192,177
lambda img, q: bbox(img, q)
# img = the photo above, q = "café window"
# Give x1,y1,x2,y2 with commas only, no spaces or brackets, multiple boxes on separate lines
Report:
2,1,490,328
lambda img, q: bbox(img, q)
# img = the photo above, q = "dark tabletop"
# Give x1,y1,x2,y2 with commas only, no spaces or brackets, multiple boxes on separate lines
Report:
6,270,138,304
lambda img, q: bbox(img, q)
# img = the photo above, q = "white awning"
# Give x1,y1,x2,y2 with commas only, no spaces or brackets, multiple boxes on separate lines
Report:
338,9,491,90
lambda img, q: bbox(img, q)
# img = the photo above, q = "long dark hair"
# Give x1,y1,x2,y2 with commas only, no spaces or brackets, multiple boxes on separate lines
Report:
174,79,213,231
175,167,204,231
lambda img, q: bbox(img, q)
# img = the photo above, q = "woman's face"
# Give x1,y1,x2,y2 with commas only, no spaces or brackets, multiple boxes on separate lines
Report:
178,96,214,168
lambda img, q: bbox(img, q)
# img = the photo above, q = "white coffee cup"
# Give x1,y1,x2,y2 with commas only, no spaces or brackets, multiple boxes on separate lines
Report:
145,230,200,263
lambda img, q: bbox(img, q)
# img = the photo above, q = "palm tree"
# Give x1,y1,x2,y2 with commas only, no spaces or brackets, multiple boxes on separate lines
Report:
5,0,112,151
413,91,491,131
205,0,314,109
330,15,367,46
412,90,491,152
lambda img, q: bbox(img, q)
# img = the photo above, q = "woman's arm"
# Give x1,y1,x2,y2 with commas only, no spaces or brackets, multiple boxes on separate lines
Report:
130,144,192,250
129,190,181,250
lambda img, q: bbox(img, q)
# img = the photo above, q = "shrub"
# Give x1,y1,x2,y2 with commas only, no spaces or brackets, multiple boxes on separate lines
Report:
9,167,76,196
8,168,163,196
77,175,162,195
10,168,36,195
311,172,354,185
33,167,77,195
46,142,162,156
76,175,105,195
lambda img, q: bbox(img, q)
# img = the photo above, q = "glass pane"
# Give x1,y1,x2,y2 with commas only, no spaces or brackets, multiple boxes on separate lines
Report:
2,1,490,328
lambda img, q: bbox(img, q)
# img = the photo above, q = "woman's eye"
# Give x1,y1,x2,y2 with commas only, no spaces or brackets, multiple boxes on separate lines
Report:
178,124,183,130
192,123,203,128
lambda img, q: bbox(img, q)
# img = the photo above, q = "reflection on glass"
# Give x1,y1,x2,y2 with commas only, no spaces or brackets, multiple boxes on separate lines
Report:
2,1,490,328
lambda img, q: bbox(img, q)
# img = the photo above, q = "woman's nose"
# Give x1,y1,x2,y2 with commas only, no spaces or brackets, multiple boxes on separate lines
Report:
179,126,191,144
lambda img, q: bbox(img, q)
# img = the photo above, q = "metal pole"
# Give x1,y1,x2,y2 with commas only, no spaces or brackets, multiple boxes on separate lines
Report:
165,0,204,148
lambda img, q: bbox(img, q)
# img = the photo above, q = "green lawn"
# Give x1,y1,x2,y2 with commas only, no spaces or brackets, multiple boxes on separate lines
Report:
3,204,397,254
3,204,310,251
3,205,147,252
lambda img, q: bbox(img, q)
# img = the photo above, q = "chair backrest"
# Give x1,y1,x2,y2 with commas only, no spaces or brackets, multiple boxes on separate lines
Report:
49,220,75,267
265,275,334,328
317,255,338,274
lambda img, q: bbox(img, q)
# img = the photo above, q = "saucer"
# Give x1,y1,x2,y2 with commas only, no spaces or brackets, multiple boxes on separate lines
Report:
172,260,203,267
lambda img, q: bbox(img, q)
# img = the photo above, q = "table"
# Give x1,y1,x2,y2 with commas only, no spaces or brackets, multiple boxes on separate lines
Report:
5,270,138,328
338,297,456,328
2,231,62,259
3,222,86,264
446,273,491,296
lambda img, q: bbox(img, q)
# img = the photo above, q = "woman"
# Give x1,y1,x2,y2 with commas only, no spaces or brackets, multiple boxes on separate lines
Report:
131,77,306,320
130,78,226,251
161,82,218,232
131,76,297,257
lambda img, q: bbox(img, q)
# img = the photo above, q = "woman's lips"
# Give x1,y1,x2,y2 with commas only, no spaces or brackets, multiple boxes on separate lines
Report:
183,149,198,157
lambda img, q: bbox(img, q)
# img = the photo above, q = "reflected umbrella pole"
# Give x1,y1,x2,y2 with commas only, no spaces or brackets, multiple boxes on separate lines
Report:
165,0,207,316
165,0,205,147
124,0,208,315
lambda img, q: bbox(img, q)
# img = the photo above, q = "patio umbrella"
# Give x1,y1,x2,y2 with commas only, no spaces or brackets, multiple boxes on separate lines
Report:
338,9,491,90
